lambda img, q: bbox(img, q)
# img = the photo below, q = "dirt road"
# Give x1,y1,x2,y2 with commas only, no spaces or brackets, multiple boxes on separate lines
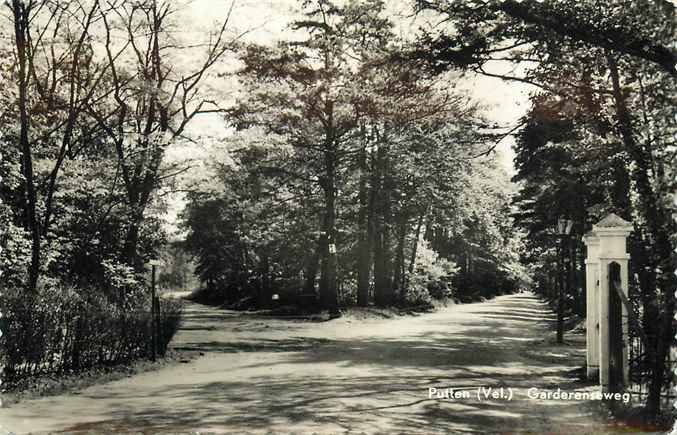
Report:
0,293,643,434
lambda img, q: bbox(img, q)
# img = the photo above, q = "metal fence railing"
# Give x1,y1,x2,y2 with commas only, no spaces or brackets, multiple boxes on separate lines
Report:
626,298,676,410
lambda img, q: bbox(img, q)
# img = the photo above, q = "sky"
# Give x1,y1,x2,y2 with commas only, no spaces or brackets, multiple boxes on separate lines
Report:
161,0,535,233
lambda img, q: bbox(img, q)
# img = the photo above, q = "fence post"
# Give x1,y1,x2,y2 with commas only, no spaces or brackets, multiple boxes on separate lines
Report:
151,264,157,362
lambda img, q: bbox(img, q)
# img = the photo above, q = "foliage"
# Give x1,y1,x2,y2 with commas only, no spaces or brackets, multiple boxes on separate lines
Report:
438,0,677,416
157,240,200,292
183,1,525,312
403,273,434,307
407,237,456,302
0,285,183,383
0,0,234,382
413,0,676,78
182,147,316,307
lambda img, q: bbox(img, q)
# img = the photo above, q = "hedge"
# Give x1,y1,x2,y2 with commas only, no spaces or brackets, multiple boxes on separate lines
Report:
0,285,183,382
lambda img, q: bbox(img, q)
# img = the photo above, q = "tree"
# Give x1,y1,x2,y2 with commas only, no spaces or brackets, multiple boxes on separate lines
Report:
414,0,676,78
83,0,234,270
415,0,676,416
183,144,318,306
1,0,236,300
232,0,486,311
5,0,106,291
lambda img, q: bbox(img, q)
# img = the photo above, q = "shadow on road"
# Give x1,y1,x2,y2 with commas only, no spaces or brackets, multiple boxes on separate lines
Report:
0,293,642,434
45,294,623,434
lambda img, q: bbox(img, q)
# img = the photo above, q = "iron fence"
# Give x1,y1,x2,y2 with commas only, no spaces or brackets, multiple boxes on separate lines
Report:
626,294,676,410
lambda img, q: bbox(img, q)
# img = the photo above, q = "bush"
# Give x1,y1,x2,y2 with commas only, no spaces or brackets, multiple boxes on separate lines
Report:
400,238,457,306
454,266,519,302
338,279,357,306
0,285,183,383
403,273,434,307
427,279,453,300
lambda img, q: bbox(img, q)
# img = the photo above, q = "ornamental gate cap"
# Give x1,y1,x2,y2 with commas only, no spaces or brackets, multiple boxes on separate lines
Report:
592,213,632,259
594,213,632,229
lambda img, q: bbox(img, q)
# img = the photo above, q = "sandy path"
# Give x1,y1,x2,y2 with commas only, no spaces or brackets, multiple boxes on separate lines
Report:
0,293,633,434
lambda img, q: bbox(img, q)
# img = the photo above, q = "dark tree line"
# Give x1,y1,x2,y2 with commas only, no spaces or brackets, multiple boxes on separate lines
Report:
412,0,676,418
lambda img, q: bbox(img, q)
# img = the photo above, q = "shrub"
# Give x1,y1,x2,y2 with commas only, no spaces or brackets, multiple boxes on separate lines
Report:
101,258,147,307
0,284,183,383
427,279,453,300
404,273,434,307
401,238,457,306
338,279,357,306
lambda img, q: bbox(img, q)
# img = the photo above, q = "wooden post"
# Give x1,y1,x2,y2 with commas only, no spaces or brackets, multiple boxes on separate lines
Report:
151,264,156,362
156,296,163,355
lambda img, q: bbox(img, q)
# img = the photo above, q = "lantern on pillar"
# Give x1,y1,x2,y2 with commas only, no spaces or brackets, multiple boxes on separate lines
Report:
555,217,573,344
557,217,574,237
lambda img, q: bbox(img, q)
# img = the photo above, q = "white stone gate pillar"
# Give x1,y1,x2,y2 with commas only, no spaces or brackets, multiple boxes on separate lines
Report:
591,214,632,392
582,232,600,380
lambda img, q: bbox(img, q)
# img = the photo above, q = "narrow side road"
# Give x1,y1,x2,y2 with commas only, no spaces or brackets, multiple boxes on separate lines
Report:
0,293,627,434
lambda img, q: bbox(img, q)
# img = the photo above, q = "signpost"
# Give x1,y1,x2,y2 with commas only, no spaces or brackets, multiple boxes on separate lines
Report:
148,259,163,362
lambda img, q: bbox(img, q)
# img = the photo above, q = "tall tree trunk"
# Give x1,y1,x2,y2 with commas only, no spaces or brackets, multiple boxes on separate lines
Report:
569,240,581,316
122,192,147,270
578,241,587,318
319,121,339,315
13,1,40,292
393,219,407,297
373,232,391,306
123,223,140,267
408,211,425,275
373,134,393,307
120,3,168,273
304,236,321,296
260,254,271,308
609,140,657,363
356,129,371,306
556,241,564,344
319,179,339,314
607,55,675,415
